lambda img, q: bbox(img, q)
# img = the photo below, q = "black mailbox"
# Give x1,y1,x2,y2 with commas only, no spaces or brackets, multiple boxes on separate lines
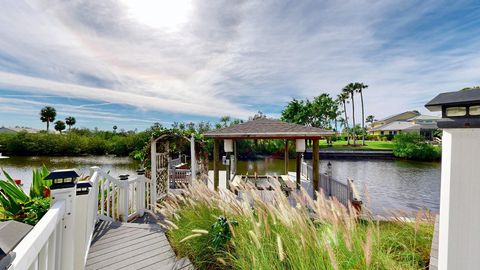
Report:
425,88,480,128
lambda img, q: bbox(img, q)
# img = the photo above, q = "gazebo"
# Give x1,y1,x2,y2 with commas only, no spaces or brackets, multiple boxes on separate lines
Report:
203,118,335,192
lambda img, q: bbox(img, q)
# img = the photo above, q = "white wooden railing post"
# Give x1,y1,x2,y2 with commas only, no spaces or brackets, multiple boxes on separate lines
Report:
150,141,157,212
73,180,92,270
50,176,77,270
119,174,130,222
136,170,146,217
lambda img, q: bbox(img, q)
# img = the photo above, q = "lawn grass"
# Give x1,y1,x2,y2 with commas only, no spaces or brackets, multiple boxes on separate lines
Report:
320,140,394,151
161,181,433,270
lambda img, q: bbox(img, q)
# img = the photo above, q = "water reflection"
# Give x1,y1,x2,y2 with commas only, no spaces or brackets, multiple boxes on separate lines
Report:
1,156,440,215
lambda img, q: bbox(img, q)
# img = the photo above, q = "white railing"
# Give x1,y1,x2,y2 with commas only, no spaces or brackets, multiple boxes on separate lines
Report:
169,168,191,188
89,167,150,222
7,167,151,270
169,156,183,168
8,201,66,270
300,161,362,207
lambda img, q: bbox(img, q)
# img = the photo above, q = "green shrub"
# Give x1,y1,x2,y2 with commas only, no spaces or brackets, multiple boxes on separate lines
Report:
393,133,441,161
0,167,51,225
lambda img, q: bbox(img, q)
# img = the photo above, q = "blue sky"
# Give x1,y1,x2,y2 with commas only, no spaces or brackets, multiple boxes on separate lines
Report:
1,0,479,131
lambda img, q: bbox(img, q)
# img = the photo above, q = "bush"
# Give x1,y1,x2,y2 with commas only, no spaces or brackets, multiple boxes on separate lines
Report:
393,133,441,161
0,167,51,225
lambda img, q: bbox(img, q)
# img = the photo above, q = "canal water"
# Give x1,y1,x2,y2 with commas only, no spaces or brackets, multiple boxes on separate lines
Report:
0,156,440,215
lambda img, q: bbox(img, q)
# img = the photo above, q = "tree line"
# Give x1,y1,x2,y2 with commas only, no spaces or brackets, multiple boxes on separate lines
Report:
281,82,375,146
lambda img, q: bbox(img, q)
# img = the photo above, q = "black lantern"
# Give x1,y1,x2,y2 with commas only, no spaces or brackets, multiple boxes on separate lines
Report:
45,169,79,190
425,88,480,128
76,182,92,195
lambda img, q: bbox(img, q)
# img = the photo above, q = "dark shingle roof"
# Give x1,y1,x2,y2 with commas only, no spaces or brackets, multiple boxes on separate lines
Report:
426,89,480,111
203,118,334,139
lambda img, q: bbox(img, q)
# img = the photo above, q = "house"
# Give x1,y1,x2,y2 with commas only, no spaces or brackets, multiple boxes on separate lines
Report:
369,111,440,140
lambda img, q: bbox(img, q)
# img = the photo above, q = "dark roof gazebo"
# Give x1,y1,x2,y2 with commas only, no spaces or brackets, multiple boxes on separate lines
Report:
203,118,334,195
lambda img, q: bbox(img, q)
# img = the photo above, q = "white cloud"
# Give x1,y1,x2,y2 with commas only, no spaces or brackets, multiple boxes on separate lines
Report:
0,0,479,127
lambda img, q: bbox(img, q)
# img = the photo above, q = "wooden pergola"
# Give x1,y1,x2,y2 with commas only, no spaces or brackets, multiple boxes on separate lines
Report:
203,118,334,193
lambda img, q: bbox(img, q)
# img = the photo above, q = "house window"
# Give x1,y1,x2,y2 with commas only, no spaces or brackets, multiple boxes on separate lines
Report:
470,105,480,116
380,131,384,135
446,107,466,117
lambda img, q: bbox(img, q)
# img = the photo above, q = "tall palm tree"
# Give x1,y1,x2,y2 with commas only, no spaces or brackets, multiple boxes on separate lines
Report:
65,116,76,130
337,93,350,145
354,82,368,145
343,83,356,145
40,106,56,132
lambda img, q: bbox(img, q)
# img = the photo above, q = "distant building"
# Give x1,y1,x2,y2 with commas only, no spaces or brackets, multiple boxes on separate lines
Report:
369,111,440,140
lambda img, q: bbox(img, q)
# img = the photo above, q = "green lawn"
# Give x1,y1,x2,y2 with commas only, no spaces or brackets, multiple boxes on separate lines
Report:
319,140,394,151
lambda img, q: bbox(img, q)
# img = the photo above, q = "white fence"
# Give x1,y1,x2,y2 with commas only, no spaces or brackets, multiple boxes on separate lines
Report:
8,201,66,270
8,167,151,270
300,161,361,206
89,167,151,222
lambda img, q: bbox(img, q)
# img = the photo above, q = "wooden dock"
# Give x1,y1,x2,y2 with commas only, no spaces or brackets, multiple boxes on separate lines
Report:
86,221,193,270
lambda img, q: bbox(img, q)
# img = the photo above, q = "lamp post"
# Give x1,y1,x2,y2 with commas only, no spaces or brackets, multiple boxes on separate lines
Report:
425,88,480,269
295,139,305,190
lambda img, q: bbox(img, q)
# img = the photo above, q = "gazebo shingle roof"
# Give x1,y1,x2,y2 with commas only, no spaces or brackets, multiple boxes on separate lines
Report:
203,118,334,139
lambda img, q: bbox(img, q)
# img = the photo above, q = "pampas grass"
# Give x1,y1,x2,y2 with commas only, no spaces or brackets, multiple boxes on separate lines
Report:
162,177,434,270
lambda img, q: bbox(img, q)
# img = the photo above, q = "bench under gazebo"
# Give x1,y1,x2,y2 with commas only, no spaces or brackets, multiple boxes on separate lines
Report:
203,118,335,196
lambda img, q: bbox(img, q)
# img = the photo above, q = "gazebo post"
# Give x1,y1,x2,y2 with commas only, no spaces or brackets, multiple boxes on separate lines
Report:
284,140,289,174
296,152,301,190
312,139,319,200
213,139,219,191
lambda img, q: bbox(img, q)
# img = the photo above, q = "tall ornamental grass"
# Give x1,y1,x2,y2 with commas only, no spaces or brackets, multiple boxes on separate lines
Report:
160,179,434,270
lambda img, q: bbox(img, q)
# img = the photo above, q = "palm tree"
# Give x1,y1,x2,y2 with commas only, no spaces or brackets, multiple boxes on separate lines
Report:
65,116,76,130
366,115,375,126
342,83,356,145
54,120,66,134
40,106,56,131
337,93,350,145
354,82,368,145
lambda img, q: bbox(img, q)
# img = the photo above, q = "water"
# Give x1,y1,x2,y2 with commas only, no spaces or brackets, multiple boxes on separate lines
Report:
213,157,441,214
1,156,440,215
0,156,139,191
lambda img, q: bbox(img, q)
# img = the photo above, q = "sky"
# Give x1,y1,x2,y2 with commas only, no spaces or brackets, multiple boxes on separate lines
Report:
1,0,480,131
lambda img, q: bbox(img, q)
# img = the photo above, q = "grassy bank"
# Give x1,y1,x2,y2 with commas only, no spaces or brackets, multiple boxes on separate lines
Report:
160,181,434,270
320,140,394,151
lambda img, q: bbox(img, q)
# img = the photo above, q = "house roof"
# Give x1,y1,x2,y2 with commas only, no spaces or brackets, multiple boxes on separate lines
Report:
426,88,480,111
203,118,334,139
376,111,420,122
371,121,422,131
408,115,441,121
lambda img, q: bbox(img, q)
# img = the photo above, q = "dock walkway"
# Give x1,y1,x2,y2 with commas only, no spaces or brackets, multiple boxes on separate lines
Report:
86,220,193,270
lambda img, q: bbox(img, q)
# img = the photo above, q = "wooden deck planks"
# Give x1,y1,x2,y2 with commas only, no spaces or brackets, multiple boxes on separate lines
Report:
86,221,193,270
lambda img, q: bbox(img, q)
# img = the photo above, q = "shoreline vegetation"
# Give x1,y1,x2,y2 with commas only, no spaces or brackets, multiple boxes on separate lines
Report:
0,128,439,161
161,180,434,270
